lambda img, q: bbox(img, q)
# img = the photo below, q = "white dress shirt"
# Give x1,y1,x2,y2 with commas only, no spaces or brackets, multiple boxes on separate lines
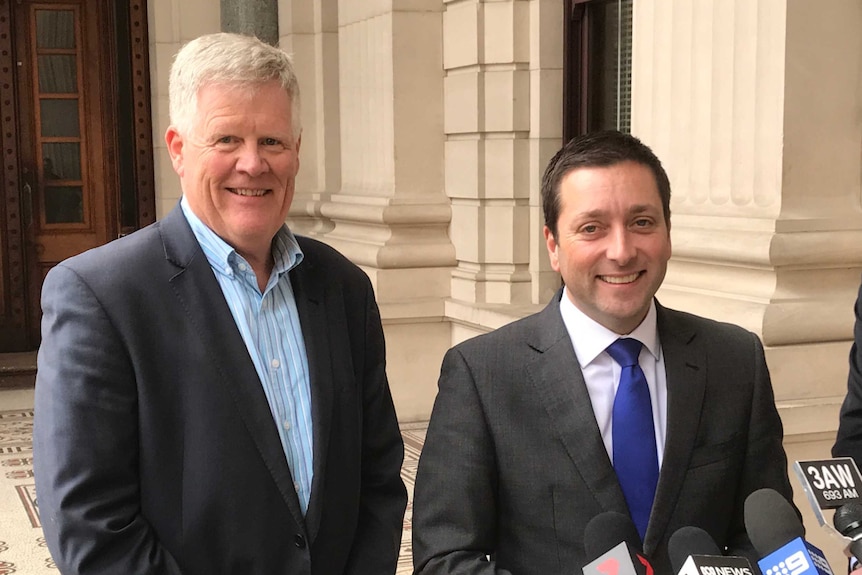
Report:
558,293,668,467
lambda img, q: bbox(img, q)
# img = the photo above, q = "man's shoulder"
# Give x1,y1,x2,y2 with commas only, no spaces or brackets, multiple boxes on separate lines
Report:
54,220,165,277
295,235,353,265
450,301,559,356
658,304,759,347
294,235,369,283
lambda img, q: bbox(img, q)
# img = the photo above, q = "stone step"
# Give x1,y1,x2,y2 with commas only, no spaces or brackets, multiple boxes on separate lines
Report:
0,352,37,389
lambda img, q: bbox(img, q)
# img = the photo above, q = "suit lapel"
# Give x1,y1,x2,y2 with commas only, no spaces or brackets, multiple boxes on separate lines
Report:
526,293,629,515
159,206,307,529
644,305,705,553
288,249,332,544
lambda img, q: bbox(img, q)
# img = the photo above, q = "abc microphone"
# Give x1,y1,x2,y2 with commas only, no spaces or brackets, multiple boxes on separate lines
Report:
582,511,653,575
668,526,754,575
744,488,834,575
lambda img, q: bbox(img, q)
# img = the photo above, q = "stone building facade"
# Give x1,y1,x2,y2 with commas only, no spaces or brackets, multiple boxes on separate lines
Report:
148,0,862,563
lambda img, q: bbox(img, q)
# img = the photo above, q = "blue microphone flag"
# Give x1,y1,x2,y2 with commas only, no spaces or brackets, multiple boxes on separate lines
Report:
756,538,833,575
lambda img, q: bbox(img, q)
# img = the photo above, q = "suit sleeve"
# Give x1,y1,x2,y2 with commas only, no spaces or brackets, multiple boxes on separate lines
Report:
834,280,862,465
33,264,183,575
412,347,514,575
343,287,409,574
725,331,796,561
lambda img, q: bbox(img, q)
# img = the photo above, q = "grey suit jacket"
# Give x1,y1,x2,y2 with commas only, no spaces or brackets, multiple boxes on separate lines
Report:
33,205,407,575
412,292,793,575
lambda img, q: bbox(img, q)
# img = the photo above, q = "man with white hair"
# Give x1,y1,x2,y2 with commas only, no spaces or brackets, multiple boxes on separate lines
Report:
34,32,407,575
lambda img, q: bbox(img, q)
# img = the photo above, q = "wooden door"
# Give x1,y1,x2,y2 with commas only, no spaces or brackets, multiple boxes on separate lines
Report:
0,0,155,351
18,2,113,281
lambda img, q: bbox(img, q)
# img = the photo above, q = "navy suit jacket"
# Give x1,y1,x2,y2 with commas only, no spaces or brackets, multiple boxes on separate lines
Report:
413,292,794,575
34,205,407,574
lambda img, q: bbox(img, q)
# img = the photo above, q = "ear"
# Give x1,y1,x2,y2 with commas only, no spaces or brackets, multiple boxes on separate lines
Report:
165,126,185,177
543,225,560,273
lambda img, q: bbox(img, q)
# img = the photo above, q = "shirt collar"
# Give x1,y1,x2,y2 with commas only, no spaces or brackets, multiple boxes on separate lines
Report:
179,196,304,277
558,290,660,368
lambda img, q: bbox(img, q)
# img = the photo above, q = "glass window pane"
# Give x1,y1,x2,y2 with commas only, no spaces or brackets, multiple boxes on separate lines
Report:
44,186,83,224
42,143,81,181
38,55,77,93
40,99,79,137
36,10,76,49
586,0,632,133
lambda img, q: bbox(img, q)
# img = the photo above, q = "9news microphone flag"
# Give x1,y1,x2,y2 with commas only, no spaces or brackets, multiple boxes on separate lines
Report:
744,488,834,575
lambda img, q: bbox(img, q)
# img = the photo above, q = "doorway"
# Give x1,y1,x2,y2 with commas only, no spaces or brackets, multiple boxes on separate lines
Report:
0,0,154,352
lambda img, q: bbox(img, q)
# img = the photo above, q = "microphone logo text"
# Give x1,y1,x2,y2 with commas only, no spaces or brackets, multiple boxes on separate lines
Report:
763,551,809,575
697,567,752,575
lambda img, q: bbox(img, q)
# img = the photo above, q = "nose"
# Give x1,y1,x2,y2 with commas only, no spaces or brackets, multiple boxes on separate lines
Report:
235,144,269,176
606,227,636,264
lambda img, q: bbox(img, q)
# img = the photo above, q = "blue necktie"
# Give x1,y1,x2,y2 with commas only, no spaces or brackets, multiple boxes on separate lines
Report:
607,338,659,541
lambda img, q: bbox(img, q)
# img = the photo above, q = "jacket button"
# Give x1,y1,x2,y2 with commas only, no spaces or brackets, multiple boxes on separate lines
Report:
294,534,306,549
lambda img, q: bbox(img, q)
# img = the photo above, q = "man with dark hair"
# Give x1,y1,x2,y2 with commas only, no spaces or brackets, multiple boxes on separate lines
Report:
413,130,794,574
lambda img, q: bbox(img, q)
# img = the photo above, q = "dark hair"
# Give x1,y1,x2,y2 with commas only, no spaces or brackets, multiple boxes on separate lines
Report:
541,130,671,238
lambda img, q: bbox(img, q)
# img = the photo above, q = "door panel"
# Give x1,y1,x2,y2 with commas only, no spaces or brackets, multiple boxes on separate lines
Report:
0,0,154,351
19,2,111,274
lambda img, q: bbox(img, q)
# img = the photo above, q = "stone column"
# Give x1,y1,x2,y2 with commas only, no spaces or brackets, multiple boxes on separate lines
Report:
443,0,563,345
280,0,339,238
321,2,453,421
528,0,565,305
221,0,278,45
632,0,862,567
444,0,533,308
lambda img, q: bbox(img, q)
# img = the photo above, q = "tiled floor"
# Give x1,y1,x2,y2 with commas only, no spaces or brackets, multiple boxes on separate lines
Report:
0,388,424,574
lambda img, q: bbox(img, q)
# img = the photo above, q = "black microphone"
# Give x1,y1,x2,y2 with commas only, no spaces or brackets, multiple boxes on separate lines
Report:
833,501,862,563
744,488,834,575
668,526,754,575
668,526,721,572
582,511,653,575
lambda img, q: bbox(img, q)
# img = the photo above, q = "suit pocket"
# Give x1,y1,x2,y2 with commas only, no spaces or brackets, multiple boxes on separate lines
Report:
688,433,742,468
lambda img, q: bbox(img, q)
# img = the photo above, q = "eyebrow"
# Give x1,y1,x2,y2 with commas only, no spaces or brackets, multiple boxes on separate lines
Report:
577,204,660,219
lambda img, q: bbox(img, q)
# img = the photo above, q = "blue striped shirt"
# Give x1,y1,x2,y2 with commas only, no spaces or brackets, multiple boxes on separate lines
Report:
180,198,314,514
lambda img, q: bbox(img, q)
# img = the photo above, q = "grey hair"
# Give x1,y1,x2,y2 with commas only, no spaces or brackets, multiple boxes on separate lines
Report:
168,32,301,139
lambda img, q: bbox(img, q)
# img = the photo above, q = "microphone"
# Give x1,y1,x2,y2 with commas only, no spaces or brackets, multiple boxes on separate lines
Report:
794,458,862,513
794,457,862,560
669,526,722,570
833,501,862,563
744,488,834,575
668,526,754,575
582,511,654,575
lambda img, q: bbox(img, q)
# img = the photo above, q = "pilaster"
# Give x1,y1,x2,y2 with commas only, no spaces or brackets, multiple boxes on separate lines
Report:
281,0,339,238
528,0,564,305
444,0,534,306
319,2,452,421
148,0,221,217
633,1,862,567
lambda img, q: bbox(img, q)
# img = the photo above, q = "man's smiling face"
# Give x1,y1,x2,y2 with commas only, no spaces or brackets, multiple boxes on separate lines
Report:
544,160,672,335
166,80,301,262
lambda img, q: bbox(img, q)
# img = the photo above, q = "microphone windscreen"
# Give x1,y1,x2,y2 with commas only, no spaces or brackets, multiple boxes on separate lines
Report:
583,511,642,562
668,526,722,573
834,501,862,536
743,488,804,556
